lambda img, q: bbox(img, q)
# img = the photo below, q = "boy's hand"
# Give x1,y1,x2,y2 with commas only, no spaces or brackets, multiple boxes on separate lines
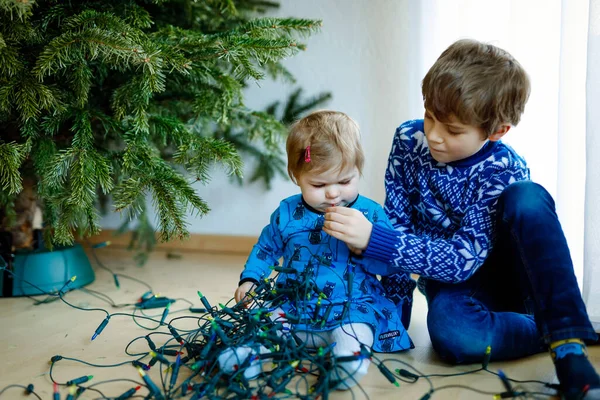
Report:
235,281,257,308
324,207,373,252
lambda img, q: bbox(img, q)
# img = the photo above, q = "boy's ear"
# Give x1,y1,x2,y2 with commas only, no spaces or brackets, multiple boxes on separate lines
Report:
489,124,511,142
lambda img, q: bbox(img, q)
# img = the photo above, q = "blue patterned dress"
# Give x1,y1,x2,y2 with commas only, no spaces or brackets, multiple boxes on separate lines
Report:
240,194,415,352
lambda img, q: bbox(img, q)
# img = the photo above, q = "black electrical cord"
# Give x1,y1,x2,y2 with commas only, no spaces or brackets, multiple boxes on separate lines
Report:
0,243,564,400
0,384,43,400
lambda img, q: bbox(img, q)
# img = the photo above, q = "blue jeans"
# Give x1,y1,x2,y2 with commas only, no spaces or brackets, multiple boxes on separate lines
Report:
425,181,598,364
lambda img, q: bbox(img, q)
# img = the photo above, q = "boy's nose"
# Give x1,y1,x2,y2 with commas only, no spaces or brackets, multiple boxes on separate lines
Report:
428,129,444,144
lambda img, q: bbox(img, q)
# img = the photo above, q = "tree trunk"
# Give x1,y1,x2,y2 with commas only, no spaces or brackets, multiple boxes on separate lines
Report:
0,179,37,249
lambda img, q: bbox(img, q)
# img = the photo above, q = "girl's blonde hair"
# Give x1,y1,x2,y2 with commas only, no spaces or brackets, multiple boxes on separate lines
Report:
286,110,364,184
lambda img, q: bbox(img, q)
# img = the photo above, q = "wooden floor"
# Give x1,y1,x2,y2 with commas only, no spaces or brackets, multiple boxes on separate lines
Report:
0,248,598,399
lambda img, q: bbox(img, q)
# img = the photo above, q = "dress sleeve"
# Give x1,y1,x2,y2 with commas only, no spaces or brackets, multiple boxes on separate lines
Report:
239,207,285,284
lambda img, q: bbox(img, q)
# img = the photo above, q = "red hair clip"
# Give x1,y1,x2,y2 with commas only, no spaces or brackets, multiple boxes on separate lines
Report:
304,146,311,163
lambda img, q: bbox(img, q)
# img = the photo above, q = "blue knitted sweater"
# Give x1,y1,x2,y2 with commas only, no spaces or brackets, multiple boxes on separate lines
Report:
364,119,530,284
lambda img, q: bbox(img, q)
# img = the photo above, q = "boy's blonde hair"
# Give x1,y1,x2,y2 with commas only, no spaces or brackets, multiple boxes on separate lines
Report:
286,110,364,184
422,39,530,136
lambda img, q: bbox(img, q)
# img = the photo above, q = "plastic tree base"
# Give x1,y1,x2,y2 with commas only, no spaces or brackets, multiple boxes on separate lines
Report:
8,243,95,297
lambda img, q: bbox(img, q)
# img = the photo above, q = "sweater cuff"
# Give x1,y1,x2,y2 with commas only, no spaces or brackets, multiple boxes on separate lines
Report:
364,223,399,262
239,277,260,287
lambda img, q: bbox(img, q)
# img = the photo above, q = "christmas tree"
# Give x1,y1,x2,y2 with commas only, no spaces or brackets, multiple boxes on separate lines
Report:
0,0,321,248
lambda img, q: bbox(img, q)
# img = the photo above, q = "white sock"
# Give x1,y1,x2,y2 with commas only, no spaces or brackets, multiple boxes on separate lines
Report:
217,346,252,373
217,345,270,380
244,345,270,380
329,323,374,390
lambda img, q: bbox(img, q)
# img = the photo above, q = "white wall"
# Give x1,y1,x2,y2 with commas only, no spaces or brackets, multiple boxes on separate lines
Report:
102,0,588,288
101,0,418,236
416,0,564,196
415,0,588,286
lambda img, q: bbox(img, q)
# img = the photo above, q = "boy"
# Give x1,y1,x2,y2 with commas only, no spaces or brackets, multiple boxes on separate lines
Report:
323,39,600,399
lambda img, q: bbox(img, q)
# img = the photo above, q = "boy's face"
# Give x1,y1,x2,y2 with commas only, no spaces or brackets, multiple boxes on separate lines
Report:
424,110,489,163
298,166,359,213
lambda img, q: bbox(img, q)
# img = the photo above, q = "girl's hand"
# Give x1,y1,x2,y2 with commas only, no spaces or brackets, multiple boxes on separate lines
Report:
235,281,257,308
324,207,373,251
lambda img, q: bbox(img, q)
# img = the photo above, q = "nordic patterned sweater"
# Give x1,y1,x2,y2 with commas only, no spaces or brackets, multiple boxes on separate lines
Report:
364,119,530,289
240,194,415,353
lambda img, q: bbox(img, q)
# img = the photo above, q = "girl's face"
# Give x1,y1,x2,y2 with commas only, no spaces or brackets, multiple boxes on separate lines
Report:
298,166,360,213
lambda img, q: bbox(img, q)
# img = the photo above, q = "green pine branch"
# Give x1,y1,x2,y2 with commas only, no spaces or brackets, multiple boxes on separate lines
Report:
0,0,322,249
0,141,29,195
0,0,35,21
